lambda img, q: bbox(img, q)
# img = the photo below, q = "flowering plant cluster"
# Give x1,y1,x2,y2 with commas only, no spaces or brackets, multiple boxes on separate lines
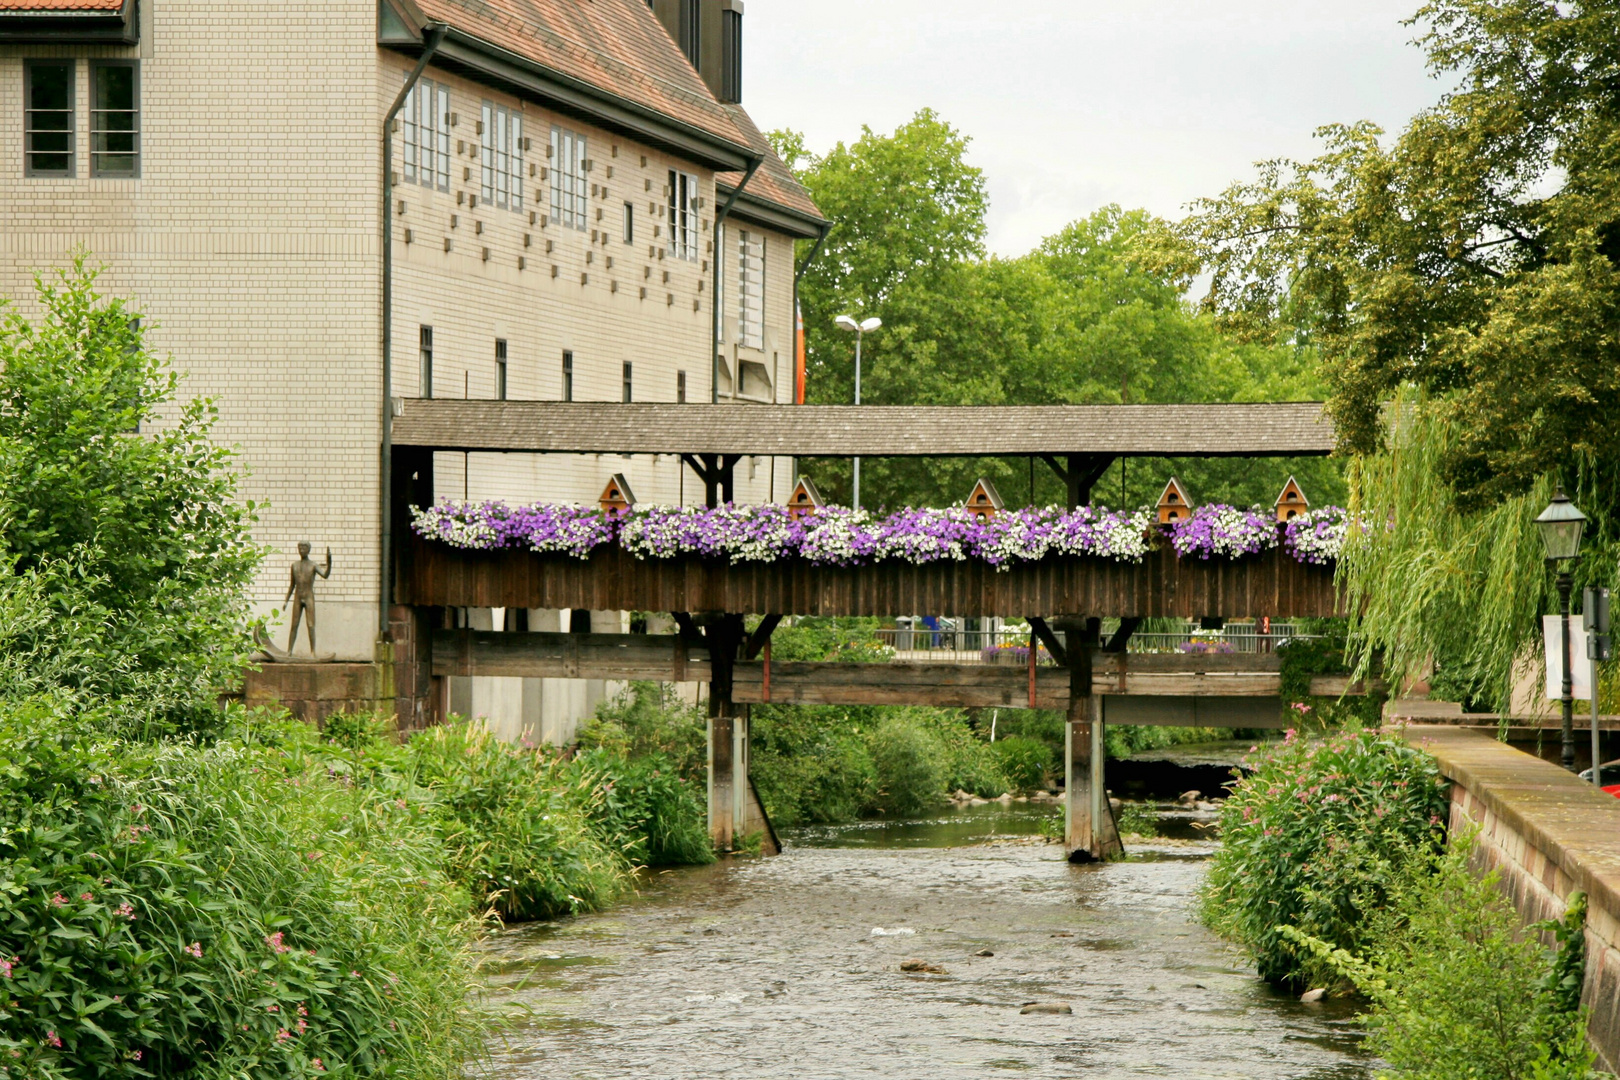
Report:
411,499,1356,567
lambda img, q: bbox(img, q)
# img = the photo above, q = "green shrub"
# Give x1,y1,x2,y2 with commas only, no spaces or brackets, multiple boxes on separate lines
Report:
1280,838,1597,1079
749,705,877,826
1199,727,1449,987
0,700,481,1080
577,682,707,785
992,735,1052,793
565,748,715,868
910,708,1007,797
868,716,947,816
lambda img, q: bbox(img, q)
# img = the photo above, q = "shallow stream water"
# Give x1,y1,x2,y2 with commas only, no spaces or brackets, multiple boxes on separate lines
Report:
480,803,1373,1079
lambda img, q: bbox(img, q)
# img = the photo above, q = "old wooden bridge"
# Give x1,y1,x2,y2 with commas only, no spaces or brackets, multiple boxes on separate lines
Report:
380,399,1347,861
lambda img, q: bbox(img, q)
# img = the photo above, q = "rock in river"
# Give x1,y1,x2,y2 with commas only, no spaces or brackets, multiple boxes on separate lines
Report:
1020,1002,1073,1015
899,959,947,974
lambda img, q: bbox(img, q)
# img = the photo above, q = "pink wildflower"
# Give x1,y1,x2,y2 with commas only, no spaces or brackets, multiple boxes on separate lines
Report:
116,902,136,920
275,1028,291,1043
130,1050,142,1062
45,1032,62,1048
0,956,17,979
79,893,93,902
265,932,290,954
183,942,203,959
267,1004,280,1013
296,1018,308,1033
49,893,67,907
311,1059,326,1072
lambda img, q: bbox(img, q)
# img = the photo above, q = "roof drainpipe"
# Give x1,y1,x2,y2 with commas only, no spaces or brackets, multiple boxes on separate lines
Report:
711,154,763,404
792,222,831,405
380,24,446,643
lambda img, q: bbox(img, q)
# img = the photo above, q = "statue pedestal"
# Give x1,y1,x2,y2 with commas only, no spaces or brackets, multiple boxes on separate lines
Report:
242,661,382,724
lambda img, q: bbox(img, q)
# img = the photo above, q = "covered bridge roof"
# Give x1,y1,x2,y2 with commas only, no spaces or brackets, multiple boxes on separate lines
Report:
389,400,1334,457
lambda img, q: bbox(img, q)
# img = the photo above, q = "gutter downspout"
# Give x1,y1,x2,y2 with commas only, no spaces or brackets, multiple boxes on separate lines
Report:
380,24,447,641
710,155,763,404
792,221,830,404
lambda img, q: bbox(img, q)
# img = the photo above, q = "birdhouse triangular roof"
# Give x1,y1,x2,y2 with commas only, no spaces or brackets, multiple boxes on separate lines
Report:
1157,477,1192,508
1274,475,1308,507
787,475,825,508
598,473,636,510
965,477,1005,512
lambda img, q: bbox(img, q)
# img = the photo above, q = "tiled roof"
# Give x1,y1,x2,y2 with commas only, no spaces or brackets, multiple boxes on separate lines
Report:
717,104,826,228
415,0,751,151
0,0,122,11
392,401,1336,457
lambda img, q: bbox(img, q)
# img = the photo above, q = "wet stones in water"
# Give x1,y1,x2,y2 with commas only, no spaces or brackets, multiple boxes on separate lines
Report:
974,949,994,957
1299,988,1326,1003
1020,1002,1073,1015
899,959,947,974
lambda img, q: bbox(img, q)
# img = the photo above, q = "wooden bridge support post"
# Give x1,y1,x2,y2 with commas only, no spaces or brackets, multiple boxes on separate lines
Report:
701,614,747,851
1058,618,1122,862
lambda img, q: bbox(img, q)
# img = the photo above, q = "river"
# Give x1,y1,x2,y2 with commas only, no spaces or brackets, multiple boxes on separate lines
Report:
480,803,1373,1079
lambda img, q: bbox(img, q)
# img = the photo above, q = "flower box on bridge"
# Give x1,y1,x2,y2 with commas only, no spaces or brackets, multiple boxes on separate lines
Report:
399,532,1342,619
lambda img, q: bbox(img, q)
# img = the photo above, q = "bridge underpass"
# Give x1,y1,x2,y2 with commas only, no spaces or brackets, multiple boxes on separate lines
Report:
383,399,1344,862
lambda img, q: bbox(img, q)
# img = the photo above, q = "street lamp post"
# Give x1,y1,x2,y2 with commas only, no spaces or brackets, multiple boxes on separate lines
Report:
834,315,881,508
1535,489,1588,771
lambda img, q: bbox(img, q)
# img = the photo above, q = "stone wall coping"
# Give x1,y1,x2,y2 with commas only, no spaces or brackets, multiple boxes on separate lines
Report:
1398,724,1620,919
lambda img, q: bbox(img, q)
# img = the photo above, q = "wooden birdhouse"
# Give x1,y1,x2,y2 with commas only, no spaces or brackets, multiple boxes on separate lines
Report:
1156,478,1193,524
1274,476,1309,522
964,478,1005,523
785,475,826,519
598,473,636,514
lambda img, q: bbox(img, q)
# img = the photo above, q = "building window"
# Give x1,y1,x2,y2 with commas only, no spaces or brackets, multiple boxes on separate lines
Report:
24,61,74,177
677,370,687,404
90,62,139,178
403,78,450,191
667,169,699,261
550,126,587,231
678,0,700,69
562,350,574,402
622,362,633,403
495,339,508,401
623,201,634,243
738,229,764,349
419,326,434,398
480,101,523,211
721,7,743,103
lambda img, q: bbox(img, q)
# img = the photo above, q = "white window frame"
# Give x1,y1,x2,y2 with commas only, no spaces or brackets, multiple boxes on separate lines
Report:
403,77,450,191
481,101,523,211
550,126,587,230
738,229,764,350
667,169,699,261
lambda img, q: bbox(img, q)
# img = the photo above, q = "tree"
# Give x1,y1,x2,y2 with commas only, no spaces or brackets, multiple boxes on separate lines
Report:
0,257,262,734
775,115,1344,511
1153,0,1620,708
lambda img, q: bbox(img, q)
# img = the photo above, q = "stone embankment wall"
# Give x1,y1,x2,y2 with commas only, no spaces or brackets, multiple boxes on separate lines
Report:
1404,725,1620,1072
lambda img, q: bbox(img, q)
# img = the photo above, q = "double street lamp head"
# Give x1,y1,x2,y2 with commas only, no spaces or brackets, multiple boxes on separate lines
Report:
835,315,882,334
1535,488,1588,563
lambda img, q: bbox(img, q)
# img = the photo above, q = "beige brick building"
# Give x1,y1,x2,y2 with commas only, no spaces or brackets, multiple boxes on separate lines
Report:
0,0,826,738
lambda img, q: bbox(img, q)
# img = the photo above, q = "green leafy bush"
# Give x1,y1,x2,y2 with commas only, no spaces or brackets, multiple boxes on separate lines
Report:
867,716,947,816
0,701,480,1080
749,705,877,826
992,735,1053,793
1280,839,1598,1079
576,682,707,785
1199,727,1448,987
565,748,714,869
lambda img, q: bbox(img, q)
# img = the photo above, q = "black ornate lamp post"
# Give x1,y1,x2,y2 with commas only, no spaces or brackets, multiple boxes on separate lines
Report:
1535,489,1587,771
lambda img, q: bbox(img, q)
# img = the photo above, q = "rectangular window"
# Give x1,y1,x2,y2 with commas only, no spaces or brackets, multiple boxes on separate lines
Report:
24,61,74,177
480,101,523,211
550,126,587,230
667,169,699,261
403,78,450,190
677,370,687,404
562,350,574,402
678,0,701,68
721,8,743,103
738,229,764,350
495,339,508,401
91,62,139,178
419,326,434,398
716,222,726,342
623,201,634,243
622,362,633,403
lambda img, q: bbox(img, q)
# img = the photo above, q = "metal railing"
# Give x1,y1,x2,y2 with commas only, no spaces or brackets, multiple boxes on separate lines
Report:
872,621,1315,665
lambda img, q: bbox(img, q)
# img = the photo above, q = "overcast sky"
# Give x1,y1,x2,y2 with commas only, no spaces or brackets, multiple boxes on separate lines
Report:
745,1,1445,256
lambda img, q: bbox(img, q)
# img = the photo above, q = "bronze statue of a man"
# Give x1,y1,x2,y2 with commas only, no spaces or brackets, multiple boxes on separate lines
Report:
284,542,332,654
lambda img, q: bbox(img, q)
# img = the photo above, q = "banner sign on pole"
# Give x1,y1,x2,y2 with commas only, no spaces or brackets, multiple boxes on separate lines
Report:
1544,616,1593,700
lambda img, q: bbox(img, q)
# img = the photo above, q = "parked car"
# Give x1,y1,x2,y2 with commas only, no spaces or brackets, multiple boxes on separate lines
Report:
1577,759,1620,797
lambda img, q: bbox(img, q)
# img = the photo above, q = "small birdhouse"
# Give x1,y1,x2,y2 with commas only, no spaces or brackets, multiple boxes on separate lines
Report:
1274,476,1309,522
964,478,1005,523
598,473,636,514
785,475,826,519
1156,478,1193,524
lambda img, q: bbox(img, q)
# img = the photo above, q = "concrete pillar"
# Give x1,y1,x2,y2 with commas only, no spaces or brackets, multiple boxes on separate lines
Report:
1060,617,1122,862
703,615,745,851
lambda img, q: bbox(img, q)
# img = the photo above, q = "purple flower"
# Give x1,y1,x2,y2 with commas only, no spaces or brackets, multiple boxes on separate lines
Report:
1167,504,1278,560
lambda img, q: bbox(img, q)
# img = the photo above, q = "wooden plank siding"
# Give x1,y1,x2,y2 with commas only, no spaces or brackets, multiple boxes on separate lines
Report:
401,535,1343,619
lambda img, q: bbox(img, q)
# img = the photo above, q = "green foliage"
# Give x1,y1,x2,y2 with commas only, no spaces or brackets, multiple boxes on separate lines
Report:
748,705,878,827
867,715,948,816
1277,628,1386,727
577,681,708,785
778,112,1345,512
1199,727,1450,987
1280,841,1598,1080
1114,800,1159,838
1103,723,1229,758
0,700,481,1080
0,258,262,736
991,735,1053,793
567,748,714,869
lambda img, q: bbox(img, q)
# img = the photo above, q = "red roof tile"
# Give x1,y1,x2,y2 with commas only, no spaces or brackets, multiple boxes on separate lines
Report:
0,0,123,11
717,104,827,228
415,0,751,152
